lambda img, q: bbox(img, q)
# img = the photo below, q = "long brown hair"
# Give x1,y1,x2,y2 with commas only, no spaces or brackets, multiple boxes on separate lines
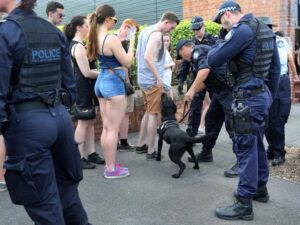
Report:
87,5,115,60
19,0,37,12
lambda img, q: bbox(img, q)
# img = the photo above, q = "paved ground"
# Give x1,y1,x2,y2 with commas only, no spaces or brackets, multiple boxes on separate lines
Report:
1,105,300,225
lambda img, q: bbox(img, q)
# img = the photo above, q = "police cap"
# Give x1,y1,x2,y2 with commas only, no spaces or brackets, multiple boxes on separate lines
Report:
190,16,204,30
176,39,193,60
213,0,241,24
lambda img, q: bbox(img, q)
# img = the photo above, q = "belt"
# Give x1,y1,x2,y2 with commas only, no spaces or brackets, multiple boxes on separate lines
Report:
233,86,265,99
14,101,49,113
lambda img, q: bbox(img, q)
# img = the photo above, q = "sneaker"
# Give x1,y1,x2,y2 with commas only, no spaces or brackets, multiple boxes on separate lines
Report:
87,152,105,164
82,158,96,169
104,165,130,179
136,144,148,154
146,151,157,160
0,181,7,192
117,143,136,152
198,127,206,135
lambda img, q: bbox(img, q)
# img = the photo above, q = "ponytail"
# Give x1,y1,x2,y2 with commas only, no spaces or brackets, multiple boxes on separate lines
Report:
87,5,115,60
87,13,99,60
63,16,86,43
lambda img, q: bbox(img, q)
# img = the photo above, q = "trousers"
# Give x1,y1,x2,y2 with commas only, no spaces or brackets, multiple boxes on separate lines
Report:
265,75,291,157
4,104,90,225
233,89,272,197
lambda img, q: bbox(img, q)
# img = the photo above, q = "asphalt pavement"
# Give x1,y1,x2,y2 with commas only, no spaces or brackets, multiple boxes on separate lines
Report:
1,104,300,225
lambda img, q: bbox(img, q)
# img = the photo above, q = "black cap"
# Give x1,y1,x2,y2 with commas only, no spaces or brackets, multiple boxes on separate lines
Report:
213,0,241,24
256,16,278,27
176,39,191,60
190,16,204,30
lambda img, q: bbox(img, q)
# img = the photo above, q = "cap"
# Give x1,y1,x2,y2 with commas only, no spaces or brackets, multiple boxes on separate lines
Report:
256,16,278,27
213,1,241,24
190,16,204,30
176,39,191,60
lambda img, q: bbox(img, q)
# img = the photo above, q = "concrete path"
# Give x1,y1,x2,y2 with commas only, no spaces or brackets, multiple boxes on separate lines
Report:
1,105,300,225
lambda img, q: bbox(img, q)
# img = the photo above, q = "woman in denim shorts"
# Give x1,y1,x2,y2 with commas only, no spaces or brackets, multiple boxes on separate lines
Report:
87,4,136,179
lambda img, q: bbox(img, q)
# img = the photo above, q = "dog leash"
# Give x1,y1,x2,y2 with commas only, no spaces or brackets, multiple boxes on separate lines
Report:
178,100,191,124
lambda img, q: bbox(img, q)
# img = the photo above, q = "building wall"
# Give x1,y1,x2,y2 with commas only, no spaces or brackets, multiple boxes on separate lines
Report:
35,0,183,27
183,0,295,48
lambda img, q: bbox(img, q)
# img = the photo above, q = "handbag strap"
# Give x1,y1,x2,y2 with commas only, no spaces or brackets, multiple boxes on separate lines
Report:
101,34,126,84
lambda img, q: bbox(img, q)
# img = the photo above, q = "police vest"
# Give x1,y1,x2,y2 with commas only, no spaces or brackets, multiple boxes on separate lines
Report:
230,18,275,85
7,15,62,96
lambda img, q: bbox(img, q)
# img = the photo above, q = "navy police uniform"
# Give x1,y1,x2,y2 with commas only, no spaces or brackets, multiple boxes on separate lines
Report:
177,33,217,137
209,2,280,220
187,45,234,163
265,35,292,165
0,8,90,225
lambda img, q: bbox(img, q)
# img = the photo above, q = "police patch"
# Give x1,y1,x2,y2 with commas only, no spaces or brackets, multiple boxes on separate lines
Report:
30,47,62,64
225,30,234,41
192,50,200,63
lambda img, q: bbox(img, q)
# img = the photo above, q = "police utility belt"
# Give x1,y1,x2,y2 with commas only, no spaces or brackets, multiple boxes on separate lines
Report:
12,98,62,113
233,86,265,99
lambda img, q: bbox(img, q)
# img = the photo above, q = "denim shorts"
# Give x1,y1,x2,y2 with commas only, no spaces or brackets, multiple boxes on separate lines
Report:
94,68,126,99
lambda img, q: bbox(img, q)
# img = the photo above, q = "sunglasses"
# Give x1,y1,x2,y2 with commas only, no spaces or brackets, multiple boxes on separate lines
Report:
110,17,118,23
58,13,65,19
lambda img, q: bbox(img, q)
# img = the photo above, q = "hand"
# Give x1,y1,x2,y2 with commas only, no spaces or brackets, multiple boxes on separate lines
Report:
156,78,163,87
185,89,195,102
177,83,183,95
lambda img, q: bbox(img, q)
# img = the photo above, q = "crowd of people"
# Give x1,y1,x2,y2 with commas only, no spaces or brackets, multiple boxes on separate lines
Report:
0,0,298,224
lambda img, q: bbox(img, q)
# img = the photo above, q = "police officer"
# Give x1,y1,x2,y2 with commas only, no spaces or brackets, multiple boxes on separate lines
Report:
0,1,91,224
176,39,235,169
177,16,217,137
257,17,298,166
208,1,280,220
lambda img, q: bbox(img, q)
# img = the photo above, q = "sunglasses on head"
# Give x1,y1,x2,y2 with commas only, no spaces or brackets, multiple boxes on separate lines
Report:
110,17,118,23
58,13,65,19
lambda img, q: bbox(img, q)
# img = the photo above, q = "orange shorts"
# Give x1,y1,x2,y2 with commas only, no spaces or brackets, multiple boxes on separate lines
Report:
142,85,163,114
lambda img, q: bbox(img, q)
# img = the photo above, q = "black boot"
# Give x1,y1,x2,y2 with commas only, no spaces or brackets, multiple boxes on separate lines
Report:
233,185,269,203
272,156,285,166
188,148,213,162
224,161,238,178
215,197,253,220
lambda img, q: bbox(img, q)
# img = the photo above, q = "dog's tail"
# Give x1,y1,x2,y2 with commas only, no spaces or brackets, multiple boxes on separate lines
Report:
183,133,216,144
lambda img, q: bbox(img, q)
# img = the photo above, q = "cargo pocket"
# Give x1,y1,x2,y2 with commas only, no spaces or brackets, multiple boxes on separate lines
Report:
4,157,41,205
280,98,291,123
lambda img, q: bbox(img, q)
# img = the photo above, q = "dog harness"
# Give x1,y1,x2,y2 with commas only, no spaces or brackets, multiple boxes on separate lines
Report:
157,120,179,137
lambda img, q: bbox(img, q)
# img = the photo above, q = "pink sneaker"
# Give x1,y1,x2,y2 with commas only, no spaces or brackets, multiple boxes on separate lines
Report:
104,165,130,179
115,163,129,172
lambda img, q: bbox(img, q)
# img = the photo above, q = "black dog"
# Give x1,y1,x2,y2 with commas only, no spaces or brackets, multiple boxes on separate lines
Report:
156,93,213,178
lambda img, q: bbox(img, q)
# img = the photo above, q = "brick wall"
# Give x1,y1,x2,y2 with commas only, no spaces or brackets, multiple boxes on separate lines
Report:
75,88,187,141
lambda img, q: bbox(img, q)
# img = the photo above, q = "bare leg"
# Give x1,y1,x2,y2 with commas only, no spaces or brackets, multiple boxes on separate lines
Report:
200,93,211,129
119,113,130,140
0,136,6,181
85,120,96,155
74,120,92,157
147,113,158,154
137,113,148,147
99,96,126,171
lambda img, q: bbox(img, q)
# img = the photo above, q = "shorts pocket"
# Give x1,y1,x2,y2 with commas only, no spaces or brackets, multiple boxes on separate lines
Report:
4,157,40,205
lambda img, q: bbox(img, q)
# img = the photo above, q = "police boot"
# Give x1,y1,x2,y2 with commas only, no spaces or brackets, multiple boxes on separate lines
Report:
272,156,285,166
188,148,213,162
215,197,253,221
233,185,269,203
224,161,238,178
